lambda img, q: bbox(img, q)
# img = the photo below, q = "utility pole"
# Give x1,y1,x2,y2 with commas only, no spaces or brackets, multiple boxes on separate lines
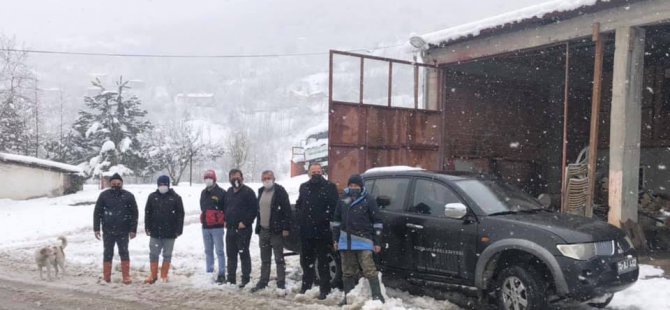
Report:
34,81,39,158
59,88,64,157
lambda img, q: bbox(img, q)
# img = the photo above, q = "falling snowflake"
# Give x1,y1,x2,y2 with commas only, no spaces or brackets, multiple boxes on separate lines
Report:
510,142,520,148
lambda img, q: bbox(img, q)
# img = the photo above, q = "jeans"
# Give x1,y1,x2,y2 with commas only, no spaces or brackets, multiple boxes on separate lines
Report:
300,237,332,294
149,237,176,263
226,226,252,283
258,228,286,286
103,233,129,262
202,228,226,275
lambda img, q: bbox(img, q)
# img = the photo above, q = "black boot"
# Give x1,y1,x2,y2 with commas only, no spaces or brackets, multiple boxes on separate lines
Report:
368,277,385,303
215,274,226,285
250,282,267,293
338,277,356,306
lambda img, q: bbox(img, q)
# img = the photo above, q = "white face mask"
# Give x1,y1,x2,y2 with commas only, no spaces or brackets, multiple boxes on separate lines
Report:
158,186,169,194
204,179,214,187
263,180,274,190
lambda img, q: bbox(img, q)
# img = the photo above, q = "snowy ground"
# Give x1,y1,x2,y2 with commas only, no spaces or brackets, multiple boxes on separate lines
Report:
0,178,668,309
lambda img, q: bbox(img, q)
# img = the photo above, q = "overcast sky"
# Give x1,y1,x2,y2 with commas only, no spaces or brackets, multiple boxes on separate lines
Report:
1,0,548,54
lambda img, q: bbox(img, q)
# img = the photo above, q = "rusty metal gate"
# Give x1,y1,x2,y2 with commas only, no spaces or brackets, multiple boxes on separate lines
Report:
328,50,444,189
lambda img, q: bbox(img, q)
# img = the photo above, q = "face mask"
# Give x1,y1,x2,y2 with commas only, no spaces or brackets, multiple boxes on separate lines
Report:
348,188,362,197
158,186,169,194
263,180,274,190
310,174,322,183
231,179,242,189
204,179,214,187
111,186,122,191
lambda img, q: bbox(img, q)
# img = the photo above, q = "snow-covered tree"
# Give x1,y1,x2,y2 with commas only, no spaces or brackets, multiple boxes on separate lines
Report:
147,121,225,185
64,77,152,178
0,35,36,155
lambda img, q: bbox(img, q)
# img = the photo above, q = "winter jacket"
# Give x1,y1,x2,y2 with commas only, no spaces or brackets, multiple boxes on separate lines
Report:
295,177,339,240
93,188,139,235
224,185,258,229
254,184,292,234
145,189,185,238
331,190,383,251
200,183,226,229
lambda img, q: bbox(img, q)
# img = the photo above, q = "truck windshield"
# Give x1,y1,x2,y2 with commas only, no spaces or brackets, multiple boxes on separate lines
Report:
453,179,544,215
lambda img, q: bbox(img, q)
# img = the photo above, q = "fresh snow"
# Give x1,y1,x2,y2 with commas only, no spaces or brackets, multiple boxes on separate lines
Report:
0,152,83,174
1,176,667,309
419,0,602,46
365,166,425,173
100,140,116,153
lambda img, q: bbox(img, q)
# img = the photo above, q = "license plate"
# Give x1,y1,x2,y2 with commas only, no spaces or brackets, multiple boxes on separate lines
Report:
617,257,638,274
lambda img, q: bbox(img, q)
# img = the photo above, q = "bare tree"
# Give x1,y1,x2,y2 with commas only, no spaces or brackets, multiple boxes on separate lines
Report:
148,121,225,186
227,131,249,170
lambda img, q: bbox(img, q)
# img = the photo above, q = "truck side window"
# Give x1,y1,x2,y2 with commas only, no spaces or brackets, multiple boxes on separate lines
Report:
369,178,410,212
411,179,461,217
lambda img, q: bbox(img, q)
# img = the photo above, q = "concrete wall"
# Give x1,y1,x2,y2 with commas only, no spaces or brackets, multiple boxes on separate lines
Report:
0,163,69,200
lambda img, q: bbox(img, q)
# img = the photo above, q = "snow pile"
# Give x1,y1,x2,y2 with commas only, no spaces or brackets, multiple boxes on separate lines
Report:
610,265,670,310
0,152,83,174
419,0,602,46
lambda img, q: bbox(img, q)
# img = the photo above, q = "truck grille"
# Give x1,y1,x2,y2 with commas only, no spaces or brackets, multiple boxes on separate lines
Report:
595,240,615,256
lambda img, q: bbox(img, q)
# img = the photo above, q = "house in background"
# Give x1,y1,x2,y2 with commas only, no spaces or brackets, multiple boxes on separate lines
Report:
0,152,84,200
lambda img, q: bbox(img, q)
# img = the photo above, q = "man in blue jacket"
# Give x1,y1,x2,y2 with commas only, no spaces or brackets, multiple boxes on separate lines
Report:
224,169,258,288
93,173,138,284
332,174,384,305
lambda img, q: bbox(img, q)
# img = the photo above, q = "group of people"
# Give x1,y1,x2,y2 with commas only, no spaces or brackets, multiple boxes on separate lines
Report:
92,163,385,305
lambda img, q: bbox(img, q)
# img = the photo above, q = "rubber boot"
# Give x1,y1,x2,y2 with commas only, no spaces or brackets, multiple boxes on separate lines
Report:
144,262,158,284
121,260,132,284
338,277,356,306
368,277,385,303
160,262,170,283
103,262,112,283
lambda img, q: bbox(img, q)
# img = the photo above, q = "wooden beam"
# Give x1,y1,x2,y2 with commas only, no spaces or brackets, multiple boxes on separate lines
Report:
425,0,670,64
586,23,605,218
608,26,645,227
560,43,570,213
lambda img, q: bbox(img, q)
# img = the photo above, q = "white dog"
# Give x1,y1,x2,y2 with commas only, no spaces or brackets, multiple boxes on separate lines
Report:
35,236,67,280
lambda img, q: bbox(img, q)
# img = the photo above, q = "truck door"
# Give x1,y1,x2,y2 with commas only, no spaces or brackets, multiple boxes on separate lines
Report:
405,178,477,279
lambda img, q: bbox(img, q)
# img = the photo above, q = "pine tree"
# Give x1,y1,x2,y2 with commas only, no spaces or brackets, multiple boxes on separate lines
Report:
65,77,152,178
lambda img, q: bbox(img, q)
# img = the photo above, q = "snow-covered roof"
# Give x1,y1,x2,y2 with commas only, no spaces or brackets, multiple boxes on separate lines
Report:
418,0,622,47
365,166,425,174
0,152,83,174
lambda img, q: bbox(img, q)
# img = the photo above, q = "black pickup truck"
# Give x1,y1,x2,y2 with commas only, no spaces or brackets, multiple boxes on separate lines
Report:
285,170,639,309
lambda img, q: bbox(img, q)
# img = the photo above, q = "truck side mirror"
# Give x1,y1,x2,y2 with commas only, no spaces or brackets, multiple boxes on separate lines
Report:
444,203,468,219
377,195,391,207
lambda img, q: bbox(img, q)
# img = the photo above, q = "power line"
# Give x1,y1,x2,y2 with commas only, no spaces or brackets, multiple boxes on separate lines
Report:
0,43,405,59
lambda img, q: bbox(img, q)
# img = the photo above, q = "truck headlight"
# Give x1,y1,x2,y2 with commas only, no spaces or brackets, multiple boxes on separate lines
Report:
556,243,597,260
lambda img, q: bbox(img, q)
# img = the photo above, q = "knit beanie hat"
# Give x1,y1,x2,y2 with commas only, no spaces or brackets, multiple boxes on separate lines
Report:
204,170,217,182
109,173,123,183
347,174,364,188
157,175,170,187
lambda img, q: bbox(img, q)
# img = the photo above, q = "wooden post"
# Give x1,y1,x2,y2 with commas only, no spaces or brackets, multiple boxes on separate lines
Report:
560,43,570,213
586,23,605,218
608,26,645,226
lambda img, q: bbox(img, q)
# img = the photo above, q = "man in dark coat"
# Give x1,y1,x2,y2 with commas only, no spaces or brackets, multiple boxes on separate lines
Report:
200,169,227,284
251,170,292,292
93,173,138,284
295,163,339,299
332,174,384,305
224,169,258,288
144,175,185,284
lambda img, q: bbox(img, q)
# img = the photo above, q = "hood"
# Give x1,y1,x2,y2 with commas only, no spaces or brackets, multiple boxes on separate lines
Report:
492,211,624,243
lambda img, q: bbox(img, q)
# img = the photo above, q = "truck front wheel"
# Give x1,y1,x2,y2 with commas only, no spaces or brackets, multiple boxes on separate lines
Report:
496,266,547,310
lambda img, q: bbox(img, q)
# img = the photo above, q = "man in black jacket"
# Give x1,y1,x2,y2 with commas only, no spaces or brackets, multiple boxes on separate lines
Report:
251,170,292,292
332,174,384,305
200,169,227,284
296,163,339,299
224,169,258,288
93,173,138,284
144,175,185,284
